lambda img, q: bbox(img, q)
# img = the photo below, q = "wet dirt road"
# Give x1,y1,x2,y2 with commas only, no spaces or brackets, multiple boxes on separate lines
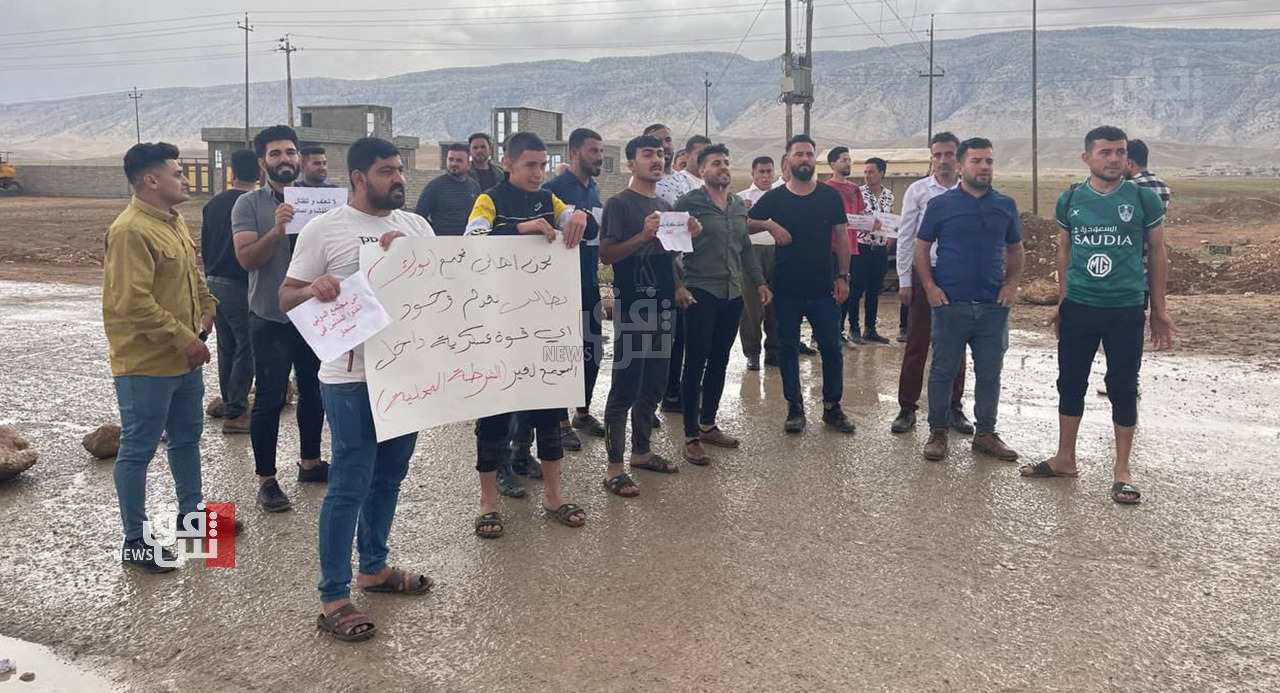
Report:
1,280,1278,692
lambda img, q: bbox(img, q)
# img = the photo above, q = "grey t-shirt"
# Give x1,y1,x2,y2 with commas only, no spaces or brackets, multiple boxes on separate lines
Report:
231,187,293,323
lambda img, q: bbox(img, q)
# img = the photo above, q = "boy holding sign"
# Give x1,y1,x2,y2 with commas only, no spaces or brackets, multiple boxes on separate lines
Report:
465,131,591,538
279,137,435,642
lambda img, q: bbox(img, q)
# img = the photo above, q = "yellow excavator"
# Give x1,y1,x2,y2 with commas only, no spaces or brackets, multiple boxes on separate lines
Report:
0,152,21,194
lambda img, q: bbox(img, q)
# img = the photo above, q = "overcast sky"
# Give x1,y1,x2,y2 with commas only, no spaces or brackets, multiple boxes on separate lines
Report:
3,0,1277,102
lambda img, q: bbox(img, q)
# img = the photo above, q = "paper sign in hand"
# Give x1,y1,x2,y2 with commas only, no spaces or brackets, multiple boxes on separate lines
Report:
657,211,693,253
287,272,392,363
284,187,349,234
873,212,901,238
845,214,877,232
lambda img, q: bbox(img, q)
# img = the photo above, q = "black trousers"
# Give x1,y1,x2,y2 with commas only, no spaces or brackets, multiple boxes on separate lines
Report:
475,409,563,472
847,244,890,334
604,295,672,464
559,284,605,423
248,315,323,477
1056,299,1145,427
665,307,685,400
680,289,743,438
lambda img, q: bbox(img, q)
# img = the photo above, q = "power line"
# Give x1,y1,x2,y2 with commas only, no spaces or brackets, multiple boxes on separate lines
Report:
676,0,773,144
0,23,233,51
0,12,239,38
877,0,932,63
838,0,925,72
0,50,275,72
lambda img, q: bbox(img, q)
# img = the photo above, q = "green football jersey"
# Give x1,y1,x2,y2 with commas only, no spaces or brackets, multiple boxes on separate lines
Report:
1055,180,1164,308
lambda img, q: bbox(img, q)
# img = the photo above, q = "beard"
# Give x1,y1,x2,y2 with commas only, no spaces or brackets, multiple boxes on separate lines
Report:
369,184,406,210
792,164,815,182
267,164,298,185
963,173,991,190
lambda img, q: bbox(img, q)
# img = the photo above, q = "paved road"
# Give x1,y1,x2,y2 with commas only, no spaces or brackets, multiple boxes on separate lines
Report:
1,280,1278,692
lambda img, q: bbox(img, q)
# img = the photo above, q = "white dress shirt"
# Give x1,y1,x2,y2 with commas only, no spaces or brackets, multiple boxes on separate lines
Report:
896,174,959,288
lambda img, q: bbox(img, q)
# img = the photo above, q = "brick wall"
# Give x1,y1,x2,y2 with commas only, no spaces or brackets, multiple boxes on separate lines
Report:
16,165,133,198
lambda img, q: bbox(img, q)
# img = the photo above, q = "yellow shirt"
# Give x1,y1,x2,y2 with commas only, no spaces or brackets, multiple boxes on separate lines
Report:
103,196,217,377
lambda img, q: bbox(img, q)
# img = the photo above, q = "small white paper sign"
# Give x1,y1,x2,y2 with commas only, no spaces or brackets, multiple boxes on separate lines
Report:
657,211,693,253
845,214,877,232
284,187,349,234
591,206,604,225
873,212,901,238
287,272,392,363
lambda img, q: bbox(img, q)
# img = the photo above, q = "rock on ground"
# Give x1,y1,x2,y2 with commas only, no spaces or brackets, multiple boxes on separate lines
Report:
82,424,121,459
0,425,38,482
1020,278,1060,306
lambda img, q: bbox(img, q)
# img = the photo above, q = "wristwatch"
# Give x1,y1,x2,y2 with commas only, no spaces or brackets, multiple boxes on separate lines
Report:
837,273,850,282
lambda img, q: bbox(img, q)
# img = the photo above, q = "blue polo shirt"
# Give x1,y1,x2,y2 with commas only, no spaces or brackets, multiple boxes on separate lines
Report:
543,169,601,289
917,187,1021,303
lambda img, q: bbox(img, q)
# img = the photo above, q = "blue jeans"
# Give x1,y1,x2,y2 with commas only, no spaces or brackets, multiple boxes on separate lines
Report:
317,382,417,602
773,292,844,405
113,369,205,541
928,302,1009,434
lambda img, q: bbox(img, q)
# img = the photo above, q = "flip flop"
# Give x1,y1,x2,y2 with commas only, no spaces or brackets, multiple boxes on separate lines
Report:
1111,482,1142,505
360,567,434,595
316,603,376,642
602,473,640,498
1019,460,1079,478
544,503,586,528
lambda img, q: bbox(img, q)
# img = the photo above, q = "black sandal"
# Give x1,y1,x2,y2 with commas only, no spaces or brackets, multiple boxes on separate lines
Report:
1019,460,1079,478
316,603,376,642
631,453,679,474
1111,482,1142,505
360,567,434,595
475,511,505,539
603,473,640,497
544,503,587,528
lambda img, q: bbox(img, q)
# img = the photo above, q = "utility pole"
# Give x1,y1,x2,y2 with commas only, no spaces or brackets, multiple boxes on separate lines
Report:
1031,0,1039,215
238,13,253,147
802,0,813,135
784,0,793,141
127,87,143,143
917,15,943,146
278,35,300,128
703,72,712,137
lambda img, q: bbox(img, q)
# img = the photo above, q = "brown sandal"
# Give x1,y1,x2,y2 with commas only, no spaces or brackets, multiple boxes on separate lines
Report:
317,603,377,642
360,567,434,595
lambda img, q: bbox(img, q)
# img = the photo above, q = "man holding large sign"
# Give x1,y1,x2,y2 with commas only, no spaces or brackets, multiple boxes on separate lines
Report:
280,137,435,643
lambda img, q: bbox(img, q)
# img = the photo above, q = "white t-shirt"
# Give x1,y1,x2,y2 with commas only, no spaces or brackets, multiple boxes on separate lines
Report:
737,185,775,246
656,170,701,207
286,205,435,384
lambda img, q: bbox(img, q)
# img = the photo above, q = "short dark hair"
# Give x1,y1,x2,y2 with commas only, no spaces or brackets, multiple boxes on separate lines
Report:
123,141,180,186
347,137,400,174
674,148,686,158
785,134,816,154
252,125,298,158
299,146,326,159
229,149,259,184
1128,139,1150,168
957,137,994,162
467,132,492,146
625,134,663,161
929,131,960,148
445,142,469,155
684,135,711,153
642,123,669,136
505,131,546,161
697,144,730,167
751,156,774,170
865,157,887,173
1085,125,1128,152
568,128,602,151
827,146,849,165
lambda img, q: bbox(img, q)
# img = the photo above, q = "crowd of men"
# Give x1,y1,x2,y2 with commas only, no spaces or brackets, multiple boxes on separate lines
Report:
102,118,1174,642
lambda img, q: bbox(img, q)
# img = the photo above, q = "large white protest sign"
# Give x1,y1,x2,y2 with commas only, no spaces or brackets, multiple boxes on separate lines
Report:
657,211,693,253
284,187,348,234
360,237,585,442
287,272,392,363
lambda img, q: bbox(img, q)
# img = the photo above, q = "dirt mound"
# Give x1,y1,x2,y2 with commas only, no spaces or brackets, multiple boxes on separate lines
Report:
1018,213,1060,284
1219,239,1280,294
1167,196,1280,226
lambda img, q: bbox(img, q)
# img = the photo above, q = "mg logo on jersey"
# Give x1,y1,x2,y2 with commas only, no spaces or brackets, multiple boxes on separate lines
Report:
1118,204,1134,223
1087,253,1113,278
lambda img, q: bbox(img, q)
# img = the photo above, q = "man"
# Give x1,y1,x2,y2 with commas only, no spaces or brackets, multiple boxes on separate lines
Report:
600,134,701,497
465,131,591,538
200,149,257,434
544,128,608,447
655,134,710,414
467,133,505,191
414,143,481,236
643,123,676,174
891,132,972,436
823,146,865,346
850,157,895,344
915,137,1024,463
1020,126,1177,505
748,135,856,435
738,155,779,370
280,137,435,642
673,149,689,173
296,146,335,188
675,144,770,463
232,125,328,515
105,142,241,573
1125,139,1172,210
